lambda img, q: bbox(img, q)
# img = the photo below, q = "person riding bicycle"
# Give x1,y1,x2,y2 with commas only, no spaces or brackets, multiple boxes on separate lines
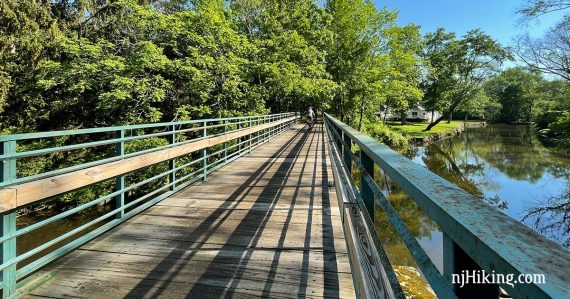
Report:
308,107,316,128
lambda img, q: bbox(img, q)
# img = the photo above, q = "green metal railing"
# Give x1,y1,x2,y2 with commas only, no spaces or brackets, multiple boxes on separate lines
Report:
0,113,298,297
324,113,569,299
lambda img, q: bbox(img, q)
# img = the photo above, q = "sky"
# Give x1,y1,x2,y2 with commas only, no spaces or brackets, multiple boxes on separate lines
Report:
374,0,566,47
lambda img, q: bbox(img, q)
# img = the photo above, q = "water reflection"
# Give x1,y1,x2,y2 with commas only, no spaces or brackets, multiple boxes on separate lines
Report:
375,124,570,278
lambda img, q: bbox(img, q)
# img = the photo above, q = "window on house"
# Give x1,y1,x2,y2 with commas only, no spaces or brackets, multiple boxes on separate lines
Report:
412,112,418,117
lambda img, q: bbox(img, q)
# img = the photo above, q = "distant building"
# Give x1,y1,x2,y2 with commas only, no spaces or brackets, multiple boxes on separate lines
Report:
378,106,441,122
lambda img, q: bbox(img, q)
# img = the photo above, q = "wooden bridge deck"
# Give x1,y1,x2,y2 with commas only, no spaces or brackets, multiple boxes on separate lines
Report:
19,124,355,298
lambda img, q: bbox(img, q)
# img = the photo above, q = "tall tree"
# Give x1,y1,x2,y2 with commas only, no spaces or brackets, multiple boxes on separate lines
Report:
381,24,423,126
485,68,545,123
420,28,456,124
421,29,511,131
515,17,570,81
326,0,392,124
0,0,58,131
230,0,337,114
518,0,570,22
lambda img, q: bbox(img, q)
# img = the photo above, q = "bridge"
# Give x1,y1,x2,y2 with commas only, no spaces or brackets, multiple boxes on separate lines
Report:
0,113,568,298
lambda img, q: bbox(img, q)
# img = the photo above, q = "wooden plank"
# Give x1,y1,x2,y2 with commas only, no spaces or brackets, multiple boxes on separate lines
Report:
0,117,296,212
22,250,354,298
0,188,16,211
18,124,355,299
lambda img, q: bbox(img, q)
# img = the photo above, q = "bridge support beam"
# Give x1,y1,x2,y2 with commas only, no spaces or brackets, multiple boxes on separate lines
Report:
1,141,17,298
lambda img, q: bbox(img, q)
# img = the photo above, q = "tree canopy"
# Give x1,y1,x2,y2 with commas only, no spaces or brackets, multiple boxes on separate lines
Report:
1,0,568,147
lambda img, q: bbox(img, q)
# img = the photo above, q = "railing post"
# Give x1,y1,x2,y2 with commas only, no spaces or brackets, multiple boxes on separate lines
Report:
1,141,17,297
168,125,176,191
249,118,253,154
115,130,125,219
343,132,352,172
273,115,277,137
264,115,268,142
238,120,242,154
223,120,228,163
335,127,343,152
360,150,374,217
202,121,208,181
443,233,499,297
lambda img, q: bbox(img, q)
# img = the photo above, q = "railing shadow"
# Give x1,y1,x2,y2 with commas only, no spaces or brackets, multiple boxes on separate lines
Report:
122,124,340,298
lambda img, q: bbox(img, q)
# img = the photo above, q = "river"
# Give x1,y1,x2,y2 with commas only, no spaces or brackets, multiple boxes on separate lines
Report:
375,124,570,274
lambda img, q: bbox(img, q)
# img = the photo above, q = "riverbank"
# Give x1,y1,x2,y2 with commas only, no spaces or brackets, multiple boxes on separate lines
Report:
388,121,486,145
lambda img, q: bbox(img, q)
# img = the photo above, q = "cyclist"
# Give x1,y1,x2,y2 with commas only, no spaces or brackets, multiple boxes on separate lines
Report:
307,107,316,129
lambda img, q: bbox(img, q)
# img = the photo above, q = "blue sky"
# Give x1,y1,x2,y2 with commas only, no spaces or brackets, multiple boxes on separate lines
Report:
374,0,566,47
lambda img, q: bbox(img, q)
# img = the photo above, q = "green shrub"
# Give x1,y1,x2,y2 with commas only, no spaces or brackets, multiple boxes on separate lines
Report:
536,111,563,129
549,112,570,148
362,121,408,148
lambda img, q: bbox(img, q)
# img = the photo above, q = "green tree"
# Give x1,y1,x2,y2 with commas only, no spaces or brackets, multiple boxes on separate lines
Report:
421,29,511,131
484,68,545,123
381,24,423,126
230,0,337,114
0,0,58,131
326,0,391,124
420,28,456,123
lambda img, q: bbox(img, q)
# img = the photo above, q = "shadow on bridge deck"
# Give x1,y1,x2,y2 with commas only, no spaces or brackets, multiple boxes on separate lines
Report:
19,124,355,298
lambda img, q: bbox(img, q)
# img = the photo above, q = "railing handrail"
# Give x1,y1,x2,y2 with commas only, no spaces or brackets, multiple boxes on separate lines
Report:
325,121,404,299
324,113,569,299
0,113,294,142
0,113,299,297
0,114,297,212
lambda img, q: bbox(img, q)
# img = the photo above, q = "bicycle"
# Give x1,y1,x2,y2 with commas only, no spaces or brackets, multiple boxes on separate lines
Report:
307,117,315,129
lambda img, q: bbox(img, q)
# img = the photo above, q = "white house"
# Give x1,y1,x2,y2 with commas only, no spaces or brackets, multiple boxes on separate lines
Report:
378,106,441,122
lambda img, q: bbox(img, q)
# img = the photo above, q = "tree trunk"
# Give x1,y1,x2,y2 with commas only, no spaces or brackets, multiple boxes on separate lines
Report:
401,112,407,125
431,110,435,123
423,115,446,131
358,98,365,131
447,111,453,123
464,113,468,122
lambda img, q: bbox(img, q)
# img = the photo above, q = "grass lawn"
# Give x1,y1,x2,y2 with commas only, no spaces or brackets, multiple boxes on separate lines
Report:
387,120,464,138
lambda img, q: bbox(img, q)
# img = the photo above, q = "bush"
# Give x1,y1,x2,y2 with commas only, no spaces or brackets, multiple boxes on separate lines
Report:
362,121,408,148
536,111,564,129
549,112,570,148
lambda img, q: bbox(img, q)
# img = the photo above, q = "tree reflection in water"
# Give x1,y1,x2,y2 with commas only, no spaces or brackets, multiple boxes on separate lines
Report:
363,124,569,292
523,188,570,248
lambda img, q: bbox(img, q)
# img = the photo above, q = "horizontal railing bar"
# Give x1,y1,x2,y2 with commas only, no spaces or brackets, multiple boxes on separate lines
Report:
0,135,208,187
0,113,293,142
324,122,403,299
0,152,210,243
325,113,570,299
347,148,455,298
1,129,194,160
326,118,456,297
0,118,271,161
0,114,297,293
0,169,195,271
0,116,297,211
